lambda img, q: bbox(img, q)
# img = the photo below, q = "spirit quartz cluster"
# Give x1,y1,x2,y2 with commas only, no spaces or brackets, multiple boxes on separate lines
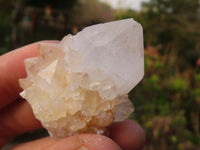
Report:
19,18,144,139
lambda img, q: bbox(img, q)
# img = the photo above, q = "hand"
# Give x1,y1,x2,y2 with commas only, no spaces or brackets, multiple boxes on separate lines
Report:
0,41,145,150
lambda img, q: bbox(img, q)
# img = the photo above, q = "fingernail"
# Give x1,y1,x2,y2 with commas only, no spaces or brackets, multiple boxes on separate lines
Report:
77,146,88,150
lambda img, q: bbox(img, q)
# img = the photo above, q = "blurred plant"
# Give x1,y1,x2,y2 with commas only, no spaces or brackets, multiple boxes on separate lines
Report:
0,0,79,52
71,0,113,25
117,1,200,149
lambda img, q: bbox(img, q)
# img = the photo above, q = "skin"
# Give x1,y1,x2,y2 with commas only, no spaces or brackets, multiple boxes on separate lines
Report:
0,41,145,150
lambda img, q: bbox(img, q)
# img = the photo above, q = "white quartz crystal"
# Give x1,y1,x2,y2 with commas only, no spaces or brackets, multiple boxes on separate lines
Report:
19,18,144,139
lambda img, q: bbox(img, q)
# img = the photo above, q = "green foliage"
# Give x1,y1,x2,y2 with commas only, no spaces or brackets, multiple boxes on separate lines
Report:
116,0,200,149
194,74,200,82
168,77,188,92
25,0,78,9
193,89,200,98
130,50,200,149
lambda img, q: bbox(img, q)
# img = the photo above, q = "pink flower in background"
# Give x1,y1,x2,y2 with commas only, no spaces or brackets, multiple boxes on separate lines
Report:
146,46,158,57
196,58,200,66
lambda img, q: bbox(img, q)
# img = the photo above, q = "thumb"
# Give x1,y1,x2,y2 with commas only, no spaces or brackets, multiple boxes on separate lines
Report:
11,134,121,150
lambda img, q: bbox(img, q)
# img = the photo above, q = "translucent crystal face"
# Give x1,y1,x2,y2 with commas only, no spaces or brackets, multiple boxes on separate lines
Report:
19,18,144,139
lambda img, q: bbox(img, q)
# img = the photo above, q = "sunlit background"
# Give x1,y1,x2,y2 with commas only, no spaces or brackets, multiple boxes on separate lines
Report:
99,0,149,10
1,0,200,149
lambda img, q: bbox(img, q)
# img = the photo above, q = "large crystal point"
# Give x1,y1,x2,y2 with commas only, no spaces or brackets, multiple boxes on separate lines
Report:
19,18,144,139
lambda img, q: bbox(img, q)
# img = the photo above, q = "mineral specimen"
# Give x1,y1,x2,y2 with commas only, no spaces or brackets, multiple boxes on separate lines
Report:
19,18,144,139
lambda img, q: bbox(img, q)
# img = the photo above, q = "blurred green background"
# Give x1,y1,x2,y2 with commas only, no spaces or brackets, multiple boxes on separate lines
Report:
0,0,200,149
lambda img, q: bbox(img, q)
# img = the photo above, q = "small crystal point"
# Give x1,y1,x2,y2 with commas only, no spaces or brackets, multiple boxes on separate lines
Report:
19,19,144,139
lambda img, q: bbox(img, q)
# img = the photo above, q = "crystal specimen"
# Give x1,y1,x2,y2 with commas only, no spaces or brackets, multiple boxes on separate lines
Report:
19,18,144,139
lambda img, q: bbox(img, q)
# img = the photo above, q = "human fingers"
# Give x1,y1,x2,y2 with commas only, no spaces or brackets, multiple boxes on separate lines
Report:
0,99,42,148
11,134,121,150
0,100,145,149
0,40,59,109
109,119,146,150
0,101,145,150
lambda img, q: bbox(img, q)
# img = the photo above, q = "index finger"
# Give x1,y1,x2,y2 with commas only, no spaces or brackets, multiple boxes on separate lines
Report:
0,41,59,109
